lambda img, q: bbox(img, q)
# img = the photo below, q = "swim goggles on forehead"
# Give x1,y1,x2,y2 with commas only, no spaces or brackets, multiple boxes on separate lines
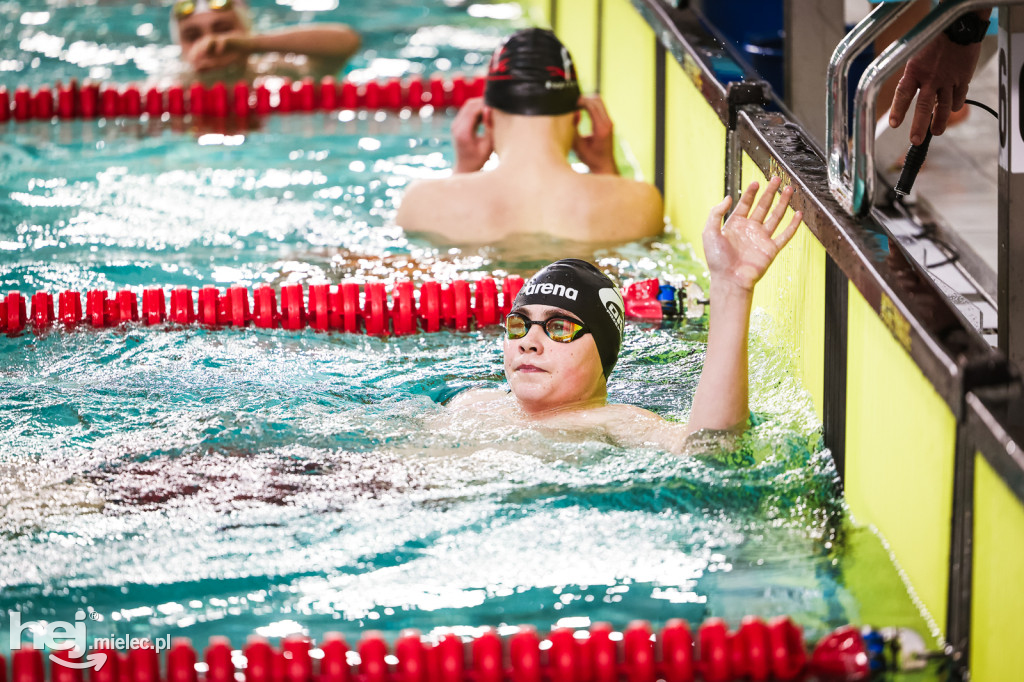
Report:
173,0,233,18
503,312,590,343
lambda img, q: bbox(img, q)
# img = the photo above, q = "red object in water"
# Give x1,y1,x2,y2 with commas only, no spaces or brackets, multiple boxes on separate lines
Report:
91,646,119,682
207,82,229,118
767,617,806,681
623,279,663,320
731,617,770,682
0,87,10,122
588,624,616,682
472,630,502,682
49,648,83,682
391,281,416,335
308,284,333,331
255,83,272,115
451,76,468,107
197,287,220,326
282,637,313,682
142,288,166,325
297,78,316,111
189,82,206,117
167,85,185,116
145,87,164,117
280,284,305,330
340,81,358,109
100,86,120,118
340,282,359,333
4,292,27,335
362,81,381,110
698,619,730,682
320,76,338,110
501,276,524,316
226,287,249,326
383,79,402,109
169,288,196,325
418,281,441,333
30,292,54,330
809,626,869,681
13,87,31,121
166,639,197,682
129,645,160,682
252,287,278,329
58,291,82,326
428,76,447,109
396,633,427,682
624,621,656,682
469,76,485,98
363,282,388,335
358,635,388,682
33,86,54,120
233,81,250,118
86,291,109,328
115,290,138,324
122,85,142,117
79,83,100,118
510,627,542,682
473,277,499,327
450,280,471,331
277,80,294,113
660,620,695,682
435,635,464,682
245,640,275,682
57,83,76,119
547,629,577,682
12,646,44,682
405,77,424,109
319,635,350,682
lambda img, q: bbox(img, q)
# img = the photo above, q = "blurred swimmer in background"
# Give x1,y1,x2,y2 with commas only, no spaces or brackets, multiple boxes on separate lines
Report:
171,0,361,85
396,28,663,245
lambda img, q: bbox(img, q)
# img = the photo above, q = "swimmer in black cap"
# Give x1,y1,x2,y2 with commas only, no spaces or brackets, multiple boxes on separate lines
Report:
396,28,663,245
449,178,802,453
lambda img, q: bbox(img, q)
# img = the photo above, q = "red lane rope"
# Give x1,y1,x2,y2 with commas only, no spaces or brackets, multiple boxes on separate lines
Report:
0,618,874,682
0,75,485,124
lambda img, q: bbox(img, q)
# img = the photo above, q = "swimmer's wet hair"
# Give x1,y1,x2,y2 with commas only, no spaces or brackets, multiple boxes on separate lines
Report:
484,28,581,116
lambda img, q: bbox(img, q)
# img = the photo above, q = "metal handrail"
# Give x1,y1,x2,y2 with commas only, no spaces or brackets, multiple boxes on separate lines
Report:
826,1,916,214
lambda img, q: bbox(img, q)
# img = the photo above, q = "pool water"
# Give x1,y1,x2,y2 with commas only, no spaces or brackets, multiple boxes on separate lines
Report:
0,0,935,666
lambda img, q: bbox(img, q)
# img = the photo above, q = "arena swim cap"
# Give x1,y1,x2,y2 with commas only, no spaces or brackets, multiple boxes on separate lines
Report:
484,28,581,116
511,259,625,378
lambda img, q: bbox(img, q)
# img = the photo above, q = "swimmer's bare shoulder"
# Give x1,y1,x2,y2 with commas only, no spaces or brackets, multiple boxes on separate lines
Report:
569,176,665,242
446,387,509,409
396,175,503,242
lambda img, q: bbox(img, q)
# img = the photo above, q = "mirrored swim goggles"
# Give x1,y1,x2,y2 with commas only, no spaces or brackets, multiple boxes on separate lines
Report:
173,0,233,18
503,312,590,343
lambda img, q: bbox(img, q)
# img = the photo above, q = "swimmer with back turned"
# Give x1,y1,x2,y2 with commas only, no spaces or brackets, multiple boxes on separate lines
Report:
447,178,802,453
171,0,361,86
396,28,663,245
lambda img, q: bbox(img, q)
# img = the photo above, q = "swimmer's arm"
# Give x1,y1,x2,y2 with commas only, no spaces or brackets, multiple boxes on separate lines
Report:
685,178,801,434
226,24,361,70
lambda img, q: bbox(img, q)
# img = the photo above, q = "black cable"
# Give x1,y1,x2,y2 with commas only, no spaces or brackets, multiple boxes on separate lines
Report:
964,98,998,119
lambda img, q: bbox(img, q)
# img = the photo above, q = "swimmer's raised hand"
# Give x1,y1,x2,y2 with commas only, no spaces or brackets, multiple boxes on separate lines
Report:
573,95,617,175
187,33,249,72
452,97,494,174
703,177,802,294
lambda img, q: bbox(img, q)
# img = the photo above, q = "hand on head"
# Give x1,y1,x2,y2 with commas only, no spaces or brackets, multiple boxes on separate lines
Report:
572,95,617,175
703,177,802,294
452,97,494,174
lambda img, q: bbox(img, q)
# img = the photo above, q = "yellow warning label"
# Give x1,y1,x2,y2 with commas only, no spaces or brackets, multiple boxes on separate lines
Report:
880,293,912,353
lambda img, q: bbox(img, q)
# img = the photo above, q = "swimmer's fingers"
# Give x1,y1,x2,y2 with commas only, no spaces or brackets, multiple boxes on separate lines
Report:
749,176,783,224
772,211,803,252
731,181,760,220
763,186,794,235
581,95,612,135
705,195,732,231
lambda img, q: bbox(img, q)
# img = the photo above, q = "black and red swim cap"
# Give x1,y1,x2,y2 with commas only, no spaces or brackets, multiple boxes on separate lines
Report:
484,28,581,116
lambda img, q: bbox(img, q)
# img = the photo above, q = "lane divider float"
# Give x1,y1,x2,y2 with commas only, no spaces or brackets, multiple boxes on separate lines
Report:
0,75,486,123
0,618,885,682
0,277,705,337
